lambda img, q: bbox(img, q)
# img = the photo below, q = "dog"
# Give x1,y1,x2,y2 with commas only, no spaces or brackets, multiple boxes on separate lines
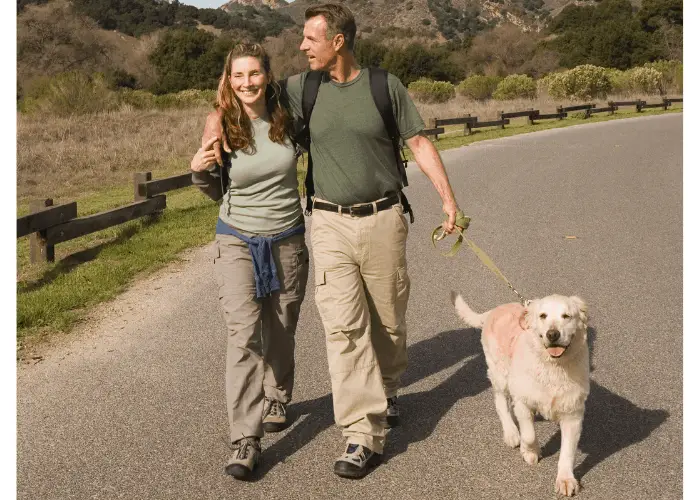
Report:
451,292,589,497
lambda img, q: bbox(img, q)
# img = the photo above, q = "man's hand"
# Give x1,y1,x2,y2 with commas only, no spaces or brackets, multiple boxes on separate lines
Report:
191,136,220,172
201,110,228,167
442,200,459,234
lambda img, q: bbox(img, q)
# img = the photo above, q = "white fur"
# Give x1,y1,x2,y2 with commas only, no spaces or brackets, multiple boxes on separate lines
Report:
451,292,590,497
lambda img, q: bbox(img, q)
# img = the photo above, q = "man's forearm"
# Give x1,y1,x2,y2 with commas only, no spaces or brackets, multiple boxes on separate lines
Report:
407,134,458,208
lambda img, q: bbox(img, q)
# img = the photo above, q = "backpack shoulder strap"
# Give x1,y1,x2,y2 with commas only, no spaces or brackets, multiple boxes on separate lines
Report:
368,68,414,222
300,71,323,215
302,70,323,126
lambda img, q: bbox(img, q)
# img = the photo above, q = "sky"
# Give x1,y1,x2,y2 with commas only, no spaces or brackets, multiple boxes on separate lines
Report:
182,0,295,8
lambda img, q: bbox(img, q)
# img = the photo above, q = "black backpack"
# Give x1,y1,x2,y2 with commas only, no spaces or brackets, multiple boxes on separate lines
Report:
281,68,414,222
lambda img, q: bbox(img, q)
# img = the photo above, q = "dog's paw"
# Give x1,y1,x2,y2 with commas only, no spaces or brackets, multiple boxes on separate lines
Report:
503,427,520,448
520,447,539,465
555,476,580,497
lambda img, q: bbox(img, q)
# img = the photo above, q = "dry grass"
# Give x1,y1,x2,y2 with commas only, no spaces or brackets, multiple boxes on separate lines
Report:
17,91,679,211
17,106,213,208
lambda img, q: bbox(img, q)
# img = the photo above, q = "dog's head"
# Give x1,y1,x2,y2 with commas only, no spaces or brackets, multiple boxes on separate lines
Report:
523,295,588,360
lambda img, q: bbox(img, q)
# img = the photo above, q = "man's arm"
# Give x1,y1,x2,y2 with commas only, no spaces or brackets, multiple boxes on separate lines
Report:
404,134,459,233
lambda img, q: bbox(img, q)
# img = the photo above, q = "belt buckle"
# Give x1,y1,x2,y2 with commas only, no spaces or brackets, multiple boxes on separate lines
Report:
348,204,363,217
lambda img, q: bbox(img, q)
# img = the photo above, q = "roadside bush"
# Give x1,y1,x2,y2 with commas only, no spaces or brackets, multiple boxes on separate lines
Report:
492,74,536,100
19,71,120,116
643,60,682,94
605,68,631,94
456,75,502,100
627,66,663,94
546,64,611,100
407,78,455,103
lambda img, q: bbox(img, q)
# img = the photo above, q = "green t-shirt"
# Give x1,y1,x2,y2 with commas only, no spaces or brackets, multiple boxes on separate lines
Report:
285,69,425,205
218,117,302,235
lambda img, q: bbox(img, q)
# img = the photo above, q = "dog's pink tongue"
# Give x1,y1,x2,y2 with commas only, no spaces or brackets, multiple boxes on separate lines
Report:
547,347,566,357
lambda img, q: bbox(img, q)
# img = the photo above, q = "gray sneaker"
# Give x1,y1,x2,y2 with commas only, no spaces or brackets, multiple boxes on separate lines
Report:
225,437,261,480
334,443,382,479
263,397,288,432
386,396,400,428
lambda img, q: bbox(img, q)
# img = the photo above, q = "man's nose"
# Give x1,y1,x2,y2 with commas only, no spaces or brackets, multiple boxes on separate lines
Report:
546,329,560,343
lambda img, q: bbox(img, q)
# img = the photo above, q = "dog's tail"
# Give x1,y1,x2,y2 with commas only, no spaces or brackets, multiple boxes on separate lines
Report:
450,291,487,328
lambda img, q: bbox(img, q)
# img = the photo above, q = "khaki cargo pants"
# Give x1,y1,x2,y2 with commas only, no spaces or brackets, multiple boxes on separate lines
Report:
311,198,411,454
213,232,309,443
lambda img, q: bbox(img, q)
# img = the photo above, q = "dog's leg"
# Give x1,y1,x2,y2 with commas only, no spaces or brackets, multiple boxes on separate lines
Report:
494,390,520,447
513,400,539,465
555,414,583,497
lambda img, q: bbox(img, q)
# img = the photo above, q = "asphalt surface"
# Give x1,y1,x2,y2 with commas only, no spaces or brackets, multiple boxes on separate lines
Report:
17,114,682,499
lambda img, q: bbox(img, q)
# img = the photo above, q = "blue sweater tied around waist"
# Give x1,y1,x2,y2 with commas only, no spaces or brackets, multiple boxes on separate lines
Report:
216,218,305,299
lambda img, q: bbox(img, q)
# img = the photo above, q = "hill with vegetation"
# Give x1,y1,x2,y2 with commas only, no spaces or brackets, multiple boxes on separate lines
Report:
17,0,682,101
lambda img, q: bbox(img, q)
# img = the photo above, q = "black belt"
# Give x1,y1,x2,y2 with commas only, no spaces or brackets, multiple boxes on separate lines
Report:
312,194,400,217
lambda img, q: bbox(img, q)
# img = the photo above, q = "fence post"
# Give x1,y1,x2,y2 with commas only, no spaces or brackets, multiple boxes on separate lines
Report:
527,108,535,125
464,114,472,135
499,111,505,129
663,98,669,111
134,172,152,202
29,199,55,264
636,99,643,113
608,101,615,115
556,105,564,120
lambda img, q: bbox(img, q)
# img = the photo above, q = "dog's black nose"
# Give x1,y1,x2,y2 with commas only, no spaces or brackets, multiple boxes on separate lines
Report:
546,329,560,342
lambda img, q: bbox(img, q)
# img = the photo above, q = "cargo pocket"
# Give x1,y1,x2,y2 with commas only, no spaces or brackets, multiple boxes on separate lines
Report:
314,268,365,334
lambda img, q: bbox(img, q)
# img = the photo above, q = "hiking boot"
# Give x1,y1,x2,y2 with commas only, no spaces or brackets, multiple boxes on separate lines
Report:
386,396,400,428
262,397,288,433
333,443,382,479
224,437,261,480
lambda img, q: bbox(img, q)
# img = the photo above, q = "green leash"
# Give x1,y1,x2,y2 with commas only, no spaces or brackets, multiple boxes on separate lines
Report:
432,211,529,306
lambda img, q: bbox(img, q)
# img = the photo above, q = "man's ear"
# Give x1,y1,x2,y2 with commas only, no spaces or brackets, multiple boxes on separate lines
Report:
332,33,345,51
570,296,588,326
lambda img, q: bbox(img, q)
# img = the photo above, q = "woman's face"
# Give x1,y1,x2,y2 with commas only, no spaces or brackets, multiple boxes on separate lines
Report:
229,56,268,106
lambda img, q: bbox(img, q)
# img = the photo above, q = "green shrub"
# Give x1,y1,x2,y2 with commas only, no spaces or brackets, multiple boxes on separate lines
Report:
492,74,537,100
456,75,502,100
643,60,682,94
605,68,631,95
407,78,455,103
546,65,611,100
19,72,120,116
118,89,157,109
627,66,663,95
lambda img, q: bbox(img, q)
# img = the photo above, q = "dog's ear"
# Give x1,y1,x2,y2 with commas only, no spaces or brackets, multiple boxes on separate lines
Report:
569,296,588,326
521,302,533,330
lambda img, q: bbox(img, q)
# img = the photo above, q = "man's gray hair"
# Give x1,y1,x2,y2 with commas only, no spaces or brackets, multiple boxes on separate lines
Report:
305,3,357,52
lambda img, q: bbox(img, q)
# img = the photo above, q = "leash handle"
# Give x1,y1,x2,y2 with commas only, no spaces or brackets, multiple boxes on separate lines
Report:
431,210,470,257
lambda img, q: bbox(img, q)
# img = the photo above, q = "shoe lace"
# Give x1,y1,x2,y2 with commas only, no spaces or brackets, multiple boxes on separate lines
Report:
266,398,286,417
230,438,259,459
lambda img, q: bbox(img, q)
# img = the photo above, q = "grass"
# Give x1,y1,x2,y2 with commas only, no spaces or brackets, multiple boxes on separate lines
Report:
16,99,682,343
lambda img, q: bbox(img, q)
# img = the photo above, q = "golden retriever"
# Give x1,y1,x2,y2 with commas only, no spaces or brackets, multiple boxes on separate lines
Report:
451,292,589,496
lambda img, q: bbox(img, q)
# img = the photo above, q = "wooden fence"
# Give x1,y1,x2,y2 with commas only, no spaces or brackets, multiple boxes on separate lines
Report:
18,96,682,263
18,171,194,263
423,97,682,139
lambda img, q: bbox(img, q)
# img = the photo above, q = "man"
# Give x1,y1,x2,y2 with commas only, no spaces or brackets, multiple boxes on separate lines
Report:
204,3,462,479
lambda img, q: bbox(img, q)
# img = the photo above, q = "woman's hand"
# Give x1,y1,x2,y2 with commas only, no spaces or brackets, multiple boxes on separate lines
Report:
190,136,221,172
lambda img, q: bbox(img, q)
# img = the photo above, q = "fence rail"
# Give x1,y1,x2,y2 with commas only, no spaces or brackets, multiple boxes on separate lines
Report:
18,95,682,263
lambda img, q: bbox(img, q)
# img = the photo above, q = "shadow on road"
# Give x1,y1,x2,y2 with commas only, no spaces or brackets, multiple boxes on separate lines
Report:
540,381,669,480
258,328,486,477
257,325,669,483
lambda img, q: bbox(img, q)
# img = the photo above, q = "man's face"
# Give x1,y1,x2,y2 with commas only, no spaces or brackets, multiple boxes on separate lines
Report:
299,15,338,71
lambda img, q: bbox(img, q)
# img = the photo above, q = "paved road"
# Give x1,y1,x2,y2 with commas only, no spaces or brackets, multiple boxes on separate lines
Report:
18,114,682,499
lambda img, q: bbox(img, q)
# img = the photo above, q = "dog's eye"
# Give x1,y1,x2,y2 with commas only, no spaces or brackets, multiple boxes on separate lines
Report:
562,313,571,319
539,313,547,319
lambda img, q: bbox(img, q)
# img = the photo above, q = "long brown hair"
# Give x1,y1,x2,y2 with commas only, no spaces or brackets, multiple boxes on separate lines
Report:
216,43,290,155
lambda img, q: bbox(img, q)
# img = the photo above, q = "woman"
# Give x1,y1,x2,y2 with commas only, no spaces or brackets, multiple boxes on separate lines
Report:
190,43,308,480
